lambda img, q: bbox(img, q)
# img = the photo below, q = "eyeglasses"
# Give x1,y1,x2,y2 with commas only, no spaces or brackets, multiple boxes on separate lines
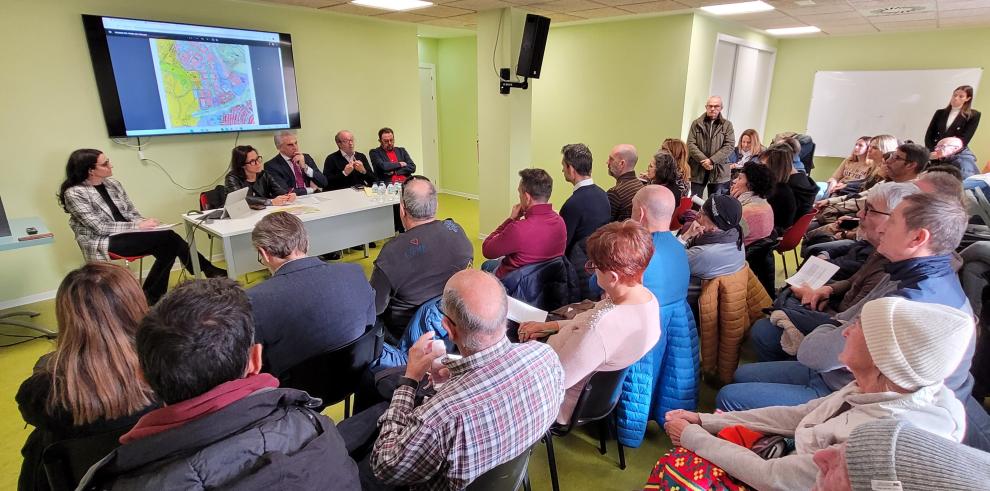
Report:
257,250,265,265
887,154,907,163
436,303,454,325
864,202,891,217
247,155,264,165
934,144,960,150
584,260,599,274
705,104,722,109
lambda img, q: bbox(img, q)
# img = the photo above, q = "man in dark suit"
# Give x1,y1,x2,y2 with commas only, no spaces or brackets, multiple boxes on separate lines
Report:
248,211,376,377
324,130,376,190
264,130,329,196
369,127,416,181
559,143,611,299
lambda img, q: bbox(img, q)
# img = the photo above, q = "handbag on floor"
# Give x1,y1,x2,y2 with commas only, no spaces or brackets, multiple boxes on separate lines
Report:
643,447,749,491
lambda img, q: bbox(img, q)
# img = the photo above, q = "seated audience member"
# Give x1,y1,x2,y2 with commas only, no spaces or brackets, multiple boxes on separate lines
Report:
482,168,567,278
661,138,693,195
606,144,645,221
559,143,611,299
916,165,965,200
372,176,473,343
664,297,972,491
765,143,818,233
633,186,691,308
369,127,416,182
224,145,294,207
746,182,919,363
814,419,990,491
718,194,990,449
249,212,376,377
930,136,979,179
729,161,775,245
826,136,872,196
59,149,225,304
727,128,763,171
264,130,329,195
369,270,564,489
773,133,808,173
518,221,661,424
815,139,925,227
324,130,376,190
642,150,687,201
17,264,156,491
682,194,746,307
78,278,359,489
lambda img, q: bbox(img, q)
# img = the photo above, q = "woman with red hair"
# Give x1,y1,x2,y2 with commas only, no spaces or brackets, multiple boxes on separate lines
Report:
518,220,661,424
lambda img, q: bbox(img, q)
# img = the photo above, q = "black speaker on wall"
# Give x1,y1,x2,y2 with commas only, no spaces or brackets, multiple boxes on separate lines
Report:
516,14,550,79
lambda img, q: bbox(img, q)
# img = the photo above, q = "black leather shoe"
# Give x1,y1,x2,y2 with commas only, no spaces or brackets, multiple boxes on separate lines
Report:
368,242,377,249
320,251,343,261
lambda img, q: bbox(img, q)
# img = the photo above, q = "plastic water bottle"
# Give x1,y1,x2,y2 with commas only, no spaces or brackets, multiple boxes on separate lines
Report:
386,183,396,201
376,182,386,202
394,182,402,201
371,182,380,201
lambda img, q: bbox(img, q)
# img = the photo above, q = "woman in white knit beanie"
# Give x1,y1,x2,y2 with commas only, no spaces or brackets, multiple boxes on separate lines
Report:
665,297,974,491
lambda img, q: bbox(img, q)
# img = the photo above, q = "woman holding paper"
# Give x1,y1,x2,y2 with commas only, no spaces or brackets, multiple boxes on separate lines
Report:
518,221,660,424
59,149,225,304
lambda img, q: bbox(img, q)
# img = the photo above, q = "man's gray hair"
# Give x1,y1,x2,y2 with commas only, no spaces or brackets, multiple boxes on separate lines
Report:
401,178,437,220
869,182,920,213
918,172,964,201
899,193,968,256
273,130,297,147
252,212,309,258
441,277,508,352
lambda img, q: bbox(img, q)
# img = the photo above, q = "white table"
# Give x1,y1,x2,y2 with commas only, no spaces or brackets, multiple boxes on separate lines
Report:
183,189,396,280
1,217,57,338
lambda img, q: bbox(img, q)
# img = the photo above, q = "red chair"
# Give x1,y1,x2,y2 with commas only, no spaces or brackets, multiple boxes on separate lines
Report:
775,210,818,278
108,252,147,282
670,196,693,231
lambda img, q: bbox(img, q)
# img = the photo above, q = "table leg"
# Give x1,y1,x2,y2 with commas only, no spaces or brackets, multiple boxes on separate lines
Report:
186,222,202,279
223,236,239,280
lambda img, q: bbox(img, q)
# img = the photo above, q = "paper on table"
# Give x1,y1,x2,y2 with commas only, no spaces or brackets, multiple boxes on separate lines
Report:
506,296,548,323
111,223,176,236
785,255,841,289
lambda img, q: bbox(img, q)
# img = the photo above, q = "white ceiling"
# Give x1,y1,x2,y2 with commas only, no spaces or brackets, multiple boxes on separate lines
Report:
262,0,990,36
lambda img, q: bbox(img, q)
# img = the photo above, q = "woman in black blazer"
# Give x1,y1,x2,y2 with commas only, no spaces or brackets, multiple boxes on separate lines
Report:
224,145,295,207
925,85,981,150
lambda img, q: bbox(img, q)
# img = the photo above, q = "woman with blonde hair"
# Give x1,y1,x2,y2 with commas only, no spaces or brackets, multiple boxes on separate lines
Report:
728,128,763,170
826,136,871,196
661,138,692,194
17,263,157,491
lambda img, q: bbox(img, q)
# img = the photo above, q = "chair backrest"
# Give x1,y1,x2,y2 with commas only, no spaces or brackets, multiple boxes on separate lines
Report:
201,185,227,211
501,256,575,312
280,324,384,409
43,427,129,490
777,210,818,253
466,445,533,491
558,368,629,434
670,196,693,231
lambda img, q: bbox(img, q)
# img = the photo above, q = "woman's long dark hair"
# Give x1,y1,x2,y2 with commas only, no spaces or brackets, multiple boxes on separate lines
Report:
945,85,975,119
58,149,102,212
230,145,258,180
650,151,681,187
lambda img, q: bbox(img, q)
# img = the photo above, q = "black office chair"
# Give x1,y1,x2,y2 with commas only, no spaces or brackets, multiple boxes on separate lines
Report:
280,324,384,417
542,368,629,491
466,444,534,491
42,427,129,490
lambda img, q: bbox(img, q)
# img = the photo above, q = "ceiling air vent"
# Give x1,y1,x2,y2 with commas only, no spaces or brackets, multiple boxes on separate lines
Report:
869,5,927,16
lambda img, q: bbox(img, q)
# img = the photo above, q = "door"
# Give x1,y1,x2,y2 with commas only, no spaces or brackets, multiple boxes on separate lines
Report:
419,64,440,185
709,35,776,139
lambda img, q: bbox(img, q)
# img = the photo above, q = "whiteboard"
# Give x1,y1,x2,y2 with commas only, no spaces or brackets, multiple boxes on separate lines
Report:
806,68,982,157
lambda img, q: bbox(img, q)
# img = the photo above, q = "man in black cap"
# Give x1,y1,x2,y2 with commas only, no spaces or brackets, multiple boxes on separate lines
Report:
683,194,746,307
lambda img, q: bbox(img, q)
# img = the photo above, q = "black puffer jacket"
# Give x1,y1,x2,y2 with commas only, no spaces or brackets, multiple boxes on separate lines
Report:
78,388,360,490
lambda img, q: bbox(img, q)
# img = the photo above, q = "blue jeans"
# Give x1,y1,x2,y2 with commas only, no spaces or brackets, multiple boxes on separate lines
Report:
748,318,796,362
715,361,833,411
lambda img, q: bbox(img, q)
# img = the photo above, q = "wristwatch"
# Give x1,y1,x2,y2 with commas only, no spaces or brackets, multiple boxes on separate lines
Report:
396,376,419,390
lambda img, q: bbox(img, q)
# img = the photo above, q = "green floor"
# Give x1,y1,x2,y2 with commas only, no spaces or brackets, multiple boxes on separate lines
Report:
0,194,722,490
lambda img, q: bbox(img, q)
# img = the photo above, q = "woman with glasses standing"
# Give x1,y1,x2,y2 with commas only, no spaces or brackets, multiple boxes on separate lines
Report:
225,145,296,207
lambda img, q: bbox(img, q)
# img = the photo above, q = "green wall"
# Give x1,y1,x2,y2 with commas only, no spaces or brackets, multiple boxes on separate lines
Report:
531,14,696,208
418,36,438,65
0,0,422,305
436,37,479,196
765,27,990,180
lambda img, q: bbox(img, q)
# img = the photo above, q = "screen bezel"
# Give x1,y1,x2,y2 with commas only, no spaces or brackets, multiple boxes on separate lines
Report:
81,14,301,138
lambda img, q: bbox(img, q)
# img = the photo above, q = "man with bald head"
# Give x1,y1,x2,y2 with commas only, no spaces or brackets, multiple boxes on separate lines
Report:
687,96,736,197
370,176,473,343
931,136,979,178
606,144,645,222
370,269,564,489
324,130,375,190
632,185,690,324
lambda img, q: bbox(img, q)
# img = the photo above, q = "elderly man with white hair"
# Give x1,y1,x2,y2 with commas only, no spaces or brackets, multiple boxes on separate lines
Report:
264,130,328,195
931,135,980,179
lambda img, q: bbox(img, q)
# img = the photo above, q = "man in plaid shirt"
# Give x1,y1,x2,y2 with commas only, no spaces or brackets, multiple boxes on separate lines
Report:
370,269,565,490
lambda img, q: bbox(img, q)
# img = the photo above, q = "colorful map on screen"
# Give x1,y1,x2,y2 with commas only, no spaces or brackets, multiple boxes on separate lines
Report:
152,39,260,129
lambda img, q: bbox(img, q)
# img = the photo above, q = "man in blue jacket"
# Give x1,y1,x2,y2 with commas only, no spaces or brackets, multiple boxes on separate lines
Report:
717,193,990,450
